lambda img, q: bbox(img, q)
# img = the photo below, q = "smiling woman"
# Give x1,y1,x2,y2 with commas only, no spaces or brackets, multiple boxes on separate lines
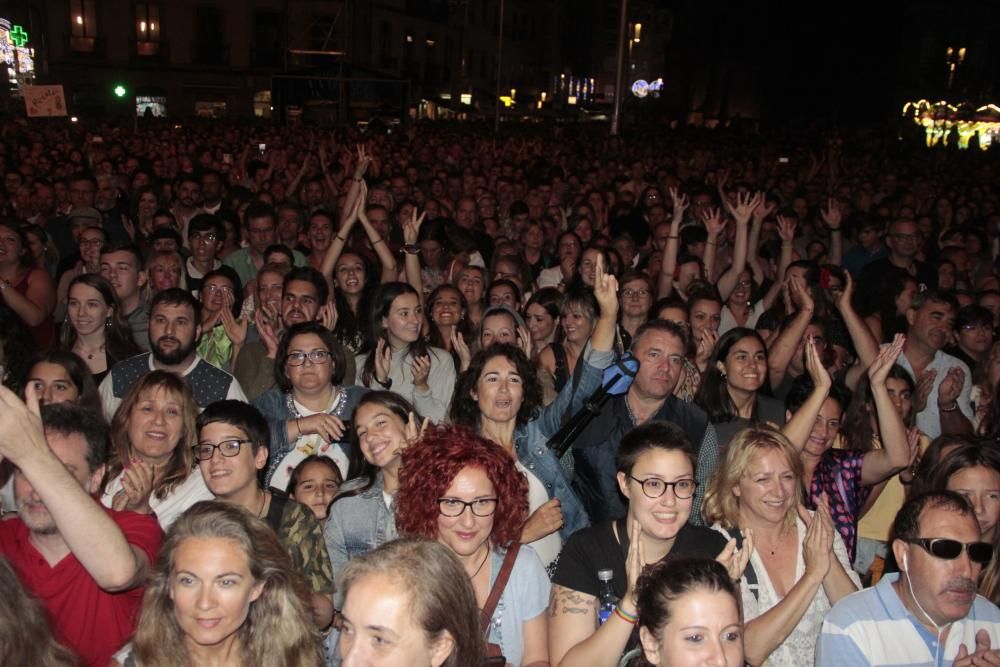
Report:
61,273,140,385
99,371,213,529
111,501,321,667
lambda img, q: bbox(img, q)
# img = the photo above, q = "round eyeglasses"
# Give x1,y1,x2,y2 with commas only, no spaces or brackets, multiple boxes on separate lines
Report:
285,350,332,366
438,497,498,517
193,439,251,461
628,475,698,500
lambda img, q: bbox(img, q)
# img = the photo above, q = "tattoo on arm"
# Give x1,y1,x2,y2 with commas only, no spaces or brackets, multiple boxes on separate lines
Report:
548,585,597,617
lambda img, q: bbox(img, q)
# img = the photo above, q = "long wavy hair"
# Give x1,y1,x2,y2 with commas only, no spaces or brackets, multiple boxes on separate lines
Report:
396,424,529,549
695,328,769,424
360,282,431,386
634,557,743,667
21,349,102,416
131,501,321,667
840,365,916,453
332,251,377,354
449,344,543,429
340,537,485,667
0,556,76,667
102,371,198,501
60,273,140,364
702,425,803,530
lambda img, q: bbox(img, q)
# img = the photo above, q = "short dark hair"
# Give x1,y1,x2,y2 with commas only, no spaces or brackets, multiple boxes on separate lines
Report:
784,375,853,415
99,241,145,269
196,400,270,455
201,266,244,317
274,321,347,391
630,319,691,353
187,213,225,242
283,266,329,306
892,490,975,544
956,304,993,331
244,201,276,225
151,287,202,324
41,403,110,473
616,420,696,476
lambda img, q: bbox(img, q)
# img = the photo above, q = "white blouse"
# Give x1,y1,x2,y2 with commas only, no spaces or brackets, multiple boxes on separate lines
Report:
712,516,861,667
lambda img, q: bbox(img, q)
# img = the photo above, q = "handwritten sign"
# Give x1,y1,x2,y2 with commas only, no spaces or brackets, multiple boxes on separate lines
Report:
23,84,66,117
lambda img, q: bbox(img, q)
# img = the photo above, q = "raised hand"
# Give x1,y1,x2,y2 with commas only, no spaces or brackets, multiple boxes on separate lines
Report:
623,519,646,610
788,275,814,313
820,197,843,231
868,335,905,387
404,411,430,444
716,529,754,581
115,458,155,514
805,336,832,390
593,254,619,320
752,194,776,224
938,366,966,409
516,325,533,359
668,187,689,222
800,494,834,582
410,354,432,390
219,306,248,348
728,192,763,226
696,328,719,369
254,307,280,358
353,144,372,180
318,299,338,332
913,369,937,413
702,207,726,238
402,206,427,245
776,214,797,243
374,338,392,386
451,329,472,372
834,270,855,312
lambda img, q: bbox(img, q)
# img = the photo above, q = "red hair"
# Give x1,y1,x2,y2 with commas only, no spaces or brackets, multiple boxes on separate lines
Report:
396,424,529,548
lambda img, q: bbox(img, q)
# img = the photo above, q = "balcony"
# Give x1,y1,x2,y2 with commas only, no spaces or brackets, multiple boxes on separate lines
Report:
130,39,169,64
191,41,230,66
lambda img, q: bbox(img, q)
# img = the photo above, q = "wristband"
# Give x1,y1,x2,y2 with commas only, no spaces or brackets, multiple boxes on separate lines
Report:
372,238,385,246
403,244,421,255
375,376,393,390
614,605,638,624
336,236,347,243
940,402,959,413
295,416,302,436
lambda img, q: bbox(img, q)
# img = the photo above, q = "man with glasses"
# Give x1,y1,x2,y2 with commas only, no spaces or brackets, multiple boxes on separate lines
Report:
185,213,224,295
860,218,937,292
195,400,334,629
571,320,716,524
819,490,1000,666
99,288,246,416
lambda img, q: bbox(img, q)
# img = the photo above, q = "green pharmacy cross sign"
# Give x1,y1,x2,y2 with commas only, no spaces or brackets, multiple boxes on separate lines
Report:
9,25,27,47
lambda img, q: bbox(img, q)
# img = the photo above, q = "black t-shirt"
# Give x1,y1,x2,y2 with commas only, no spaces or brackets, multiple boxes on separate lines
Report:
552,520,728,655
553,520,728,599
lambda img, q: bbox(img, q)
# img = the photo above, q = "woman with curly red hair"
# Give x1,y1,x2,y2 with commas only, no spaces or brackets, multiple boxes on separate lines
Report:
396,424,550,667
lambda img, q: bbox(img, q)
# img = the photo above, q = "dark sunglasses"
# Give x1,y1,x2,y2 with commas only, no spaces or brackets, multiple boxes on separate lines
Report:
904,538,995,565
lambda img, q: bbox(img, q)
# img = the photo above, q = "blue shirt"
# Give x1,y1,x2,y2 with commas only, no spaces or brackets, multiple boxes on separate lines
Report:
818,573,1000,666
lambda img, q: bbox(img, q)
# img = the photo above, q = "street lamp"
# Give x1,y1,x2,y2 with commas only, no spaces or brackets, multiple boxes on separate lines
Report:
946,46,966,90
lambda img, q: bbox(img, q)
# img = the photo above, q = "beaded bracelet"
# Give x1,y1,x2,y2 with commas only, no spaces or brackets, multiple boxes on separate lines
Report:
614,605,638,625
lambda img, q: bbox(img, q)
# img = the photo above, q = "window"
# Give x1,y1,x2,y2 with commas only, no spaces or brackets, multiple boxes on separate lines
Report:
135,3,160,41
70,0,97,37
253,10,281,67
253,90,271,118
69,0,97,52
194,6,226,65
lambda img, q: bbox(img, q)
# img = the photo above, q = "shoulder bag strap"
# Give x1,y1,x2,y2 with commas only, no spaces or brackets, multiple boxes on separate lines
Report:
480,543,521,635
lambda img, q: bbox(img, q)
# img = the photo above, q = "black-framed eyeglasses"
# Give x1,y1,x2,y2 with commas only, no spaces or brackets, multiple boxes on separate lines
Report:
628,475,698,500
622,288,650,298
193,439,251,461
904,537,995,565
438,497,498,517
285,350,332,366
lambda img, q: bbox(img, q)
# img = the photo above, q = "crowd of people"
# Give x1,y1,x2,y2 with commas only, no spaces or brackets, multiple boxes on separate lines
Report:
0,114,998,666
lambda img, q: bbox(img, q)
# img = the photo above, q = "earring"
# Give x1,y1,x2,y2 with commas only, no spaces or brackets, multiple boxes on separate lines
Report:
105,318,111,328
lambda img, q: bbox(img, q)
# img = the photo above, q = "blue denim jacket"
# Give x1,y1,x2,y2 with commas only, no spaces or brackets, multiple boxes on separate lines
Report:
323,472,397,605
514,347,612,540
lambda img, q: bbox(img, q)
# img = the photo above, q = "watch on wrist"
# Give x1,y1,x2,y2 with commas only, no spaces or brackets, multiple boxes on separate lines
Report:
403,244,421,255
375,376,393,390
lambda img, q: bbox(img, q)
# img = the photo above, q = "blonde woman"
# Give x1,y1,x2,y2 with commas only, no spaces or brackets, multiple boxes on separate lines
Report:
702,426,859,666
111,500,321,667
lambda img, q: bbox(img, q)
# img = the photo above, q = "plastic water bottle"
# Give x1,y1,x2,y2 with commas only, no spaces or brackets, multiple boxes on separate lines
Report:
597,569,616,625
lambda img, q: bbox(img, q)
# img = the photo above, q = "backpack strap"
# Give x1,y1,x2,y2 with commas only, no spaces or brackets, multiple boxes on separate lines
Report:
480,544,521,636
